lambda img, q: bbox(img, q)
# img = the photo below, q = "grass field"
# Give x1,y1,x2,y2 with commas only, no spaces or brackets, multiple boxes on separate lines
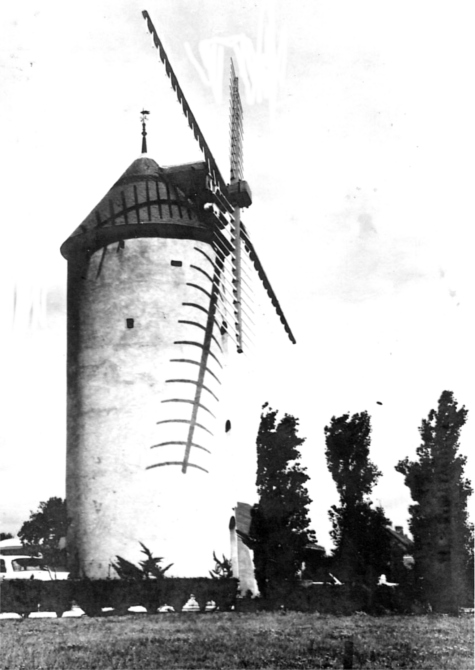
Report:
2,612,473,669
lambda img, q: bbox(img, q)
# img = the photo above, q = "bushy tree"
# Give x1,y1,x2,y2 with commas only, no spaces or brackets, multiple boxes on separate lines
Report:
249,405,316,597
396,391,473,611
18,497,69,568
0,532,14,541
325,411,392,586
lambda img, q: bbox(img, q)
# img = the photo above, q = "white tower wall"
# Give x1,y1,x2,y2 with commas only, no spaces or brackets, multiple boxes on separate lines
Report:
63,156,248,578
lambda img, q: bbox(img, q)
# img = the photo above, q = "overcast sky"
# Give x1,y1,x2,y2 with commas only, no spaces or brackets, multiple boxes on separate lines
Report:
1,0,474,552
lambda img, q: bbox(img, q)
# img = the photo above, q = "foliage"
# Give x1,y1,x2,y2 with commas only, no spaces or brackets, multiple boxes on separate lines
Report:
249,405,316,597
111,543,173,581
18,497,69,568
0,532,14,541
0,579,44,617
467,523,474,600
209,552,233,579
396,390,473,611
325,411,380,503
1,612,473,669
325,411,392,585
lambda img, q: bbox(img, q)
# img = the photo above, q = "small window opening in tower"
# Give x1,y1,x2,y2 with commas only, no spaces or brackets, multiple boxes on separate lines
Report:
171,260,182,267
225,420,231,433
126,318,134,329
220,321,228,336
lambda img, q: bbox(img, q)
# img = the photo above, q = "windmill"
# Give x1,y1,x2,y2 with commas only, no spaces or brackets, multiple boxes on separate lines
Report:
60,12,295,578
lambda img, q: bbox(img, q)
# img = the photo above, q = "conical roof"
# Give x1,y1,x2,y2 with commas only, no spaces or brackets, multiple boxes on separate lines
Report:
60,156,208,260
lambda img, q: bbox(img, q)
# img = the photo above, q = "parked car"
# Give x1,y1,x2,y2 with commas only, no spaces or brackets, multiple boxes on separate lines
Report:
0,555,69,580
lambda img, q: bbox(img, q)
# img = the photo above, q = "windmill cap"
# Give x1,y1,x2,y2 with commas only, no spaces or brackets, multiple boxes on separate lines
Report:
60,156,208,260
113,156,161,186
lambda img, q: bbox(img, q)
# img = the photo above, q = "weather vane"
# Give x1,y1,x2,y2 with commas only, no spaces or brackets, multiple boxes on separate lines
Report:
141,109,150,154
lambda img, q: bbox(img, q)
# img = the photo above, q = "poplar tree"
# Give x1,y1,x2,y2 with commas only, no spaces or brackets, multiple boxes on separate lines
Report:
250,405,315,597
324,411,391,585
396,391,473,611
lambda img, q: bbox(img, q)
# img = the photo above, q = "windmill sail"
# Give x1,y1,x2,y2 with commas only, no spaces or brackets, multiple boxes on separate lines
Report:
142,10,227,195
229,58,244,352
142,10,296,349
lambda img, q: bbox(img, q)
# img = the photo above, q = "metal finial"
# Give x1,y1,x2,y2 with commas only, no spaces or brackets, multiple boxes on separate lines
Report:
141,109,150,154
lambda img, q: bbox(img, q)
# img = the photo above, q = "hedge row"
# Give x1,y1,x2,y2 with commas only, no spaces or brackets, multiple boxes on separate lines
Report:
236,583,425,615
0,579,432,617
236,584,367,614
0,578,238,617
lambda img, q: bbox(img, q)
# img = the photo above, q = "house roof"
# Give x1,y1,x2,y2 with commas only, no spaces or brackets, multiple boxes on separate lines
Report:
304,542,326,554
386,527,413,550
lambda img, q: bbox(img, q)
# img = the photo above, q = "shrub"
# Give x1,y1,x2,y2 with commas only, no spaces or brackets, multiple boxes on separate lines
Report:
111,543,173,581
209,552,233,580
39,581,73,617
0,580,43,617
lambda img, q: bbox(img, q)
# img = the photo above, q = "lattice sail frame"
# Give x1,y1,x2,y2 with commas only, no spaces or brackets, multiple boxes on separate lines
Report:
230,59,244,184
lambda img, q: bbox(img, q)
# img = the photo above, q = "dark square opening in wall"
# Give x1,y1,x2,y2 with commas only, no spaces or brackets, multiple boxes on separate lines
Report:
126,318,134,329
225,420,231,433
171,260,183,267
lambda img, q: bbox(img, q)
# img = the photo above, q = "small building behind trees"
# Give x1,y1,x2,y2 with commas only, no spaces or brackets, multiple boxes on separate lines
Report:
385,525,414,584
229,502,259,596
